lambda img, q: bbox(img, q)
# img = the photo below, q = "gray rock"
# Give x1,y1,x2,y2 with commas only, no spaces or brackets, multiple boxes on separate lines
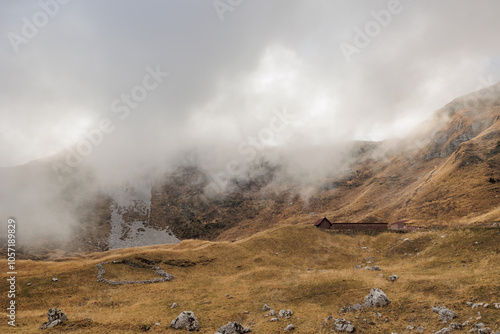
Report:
341,303,364,313
284,324,295,331
171,302,178,308
365,266,381,271
216,321,251,334
269,318,279,322
407,325,415,330
449,322,462,330
262,304,271,311
51,278,58,282
353,265,362,269
472,303,484,309
364,288,391,307
416,326,426,333
269,310,276,316
473,324,491,334
170,311,199,331
334,318,355,333
389,275,399,282
494,303,500,309
432,306,457,323
278,309,293,319
435,328,453,334
40,308,68,329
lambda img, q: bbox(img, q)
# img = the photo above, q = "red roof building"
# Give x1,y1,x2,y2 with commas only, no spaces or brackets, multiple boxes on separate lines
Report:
314,217,332,229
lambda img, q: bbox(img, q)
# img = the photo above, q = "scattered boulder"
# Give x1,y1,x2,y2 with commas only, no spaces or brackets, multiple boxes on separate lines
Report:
353,265,363,269
365,266,381,271
171,302,178,308
40,308,68,329
473,323,492,334
269,318,279,322
262,304,271,311
278,309,293,319
389,275,399,282
284,324,295,331
51,278,58,282
435,328,453,334
170,311,199,331
334,318,355,333
269,310,276,316
364,288,391,307
216,321,251,334
432,306,457,323
449,322,462,330
340,304,364,313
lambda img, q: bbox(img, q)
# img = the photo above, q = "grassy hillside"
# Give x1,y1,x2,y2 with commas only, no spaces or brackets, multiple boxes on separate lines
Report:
2,223,498,333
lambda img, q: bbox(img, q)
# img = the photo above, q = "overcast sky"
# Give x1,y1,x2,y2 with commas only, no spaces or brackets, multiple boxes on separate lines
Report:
1,0,500,168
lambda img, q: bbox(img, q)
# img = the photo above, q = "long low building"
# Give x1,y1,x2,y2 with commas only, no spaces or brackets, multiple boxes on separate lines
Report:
331,222,388,230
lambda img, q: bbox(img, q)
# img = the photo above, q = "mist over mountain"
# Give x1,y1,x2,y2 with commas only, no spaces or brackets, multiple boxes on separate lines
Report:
1,82,499,254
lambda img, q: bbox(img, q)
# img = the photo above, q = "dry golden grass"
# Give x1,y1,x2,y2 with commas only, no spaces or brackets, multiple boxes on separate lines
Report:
1,225,499,333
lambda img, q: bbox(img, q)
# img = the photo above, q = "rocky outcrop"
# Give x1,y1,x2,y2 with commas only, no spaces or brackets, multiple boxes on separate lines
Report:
435,327,453,334
278,309,293,319
40,308,67,329
216,321,251,334
170,311,199,331
340,303,364,313
364,288,391,307
432,306,457,323
262,304,271,311
334,318,355,333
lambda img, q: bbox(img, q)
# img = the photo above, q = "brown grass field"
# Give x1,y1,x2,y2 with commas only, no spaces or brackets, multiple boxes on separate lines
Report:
1,223,499,333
